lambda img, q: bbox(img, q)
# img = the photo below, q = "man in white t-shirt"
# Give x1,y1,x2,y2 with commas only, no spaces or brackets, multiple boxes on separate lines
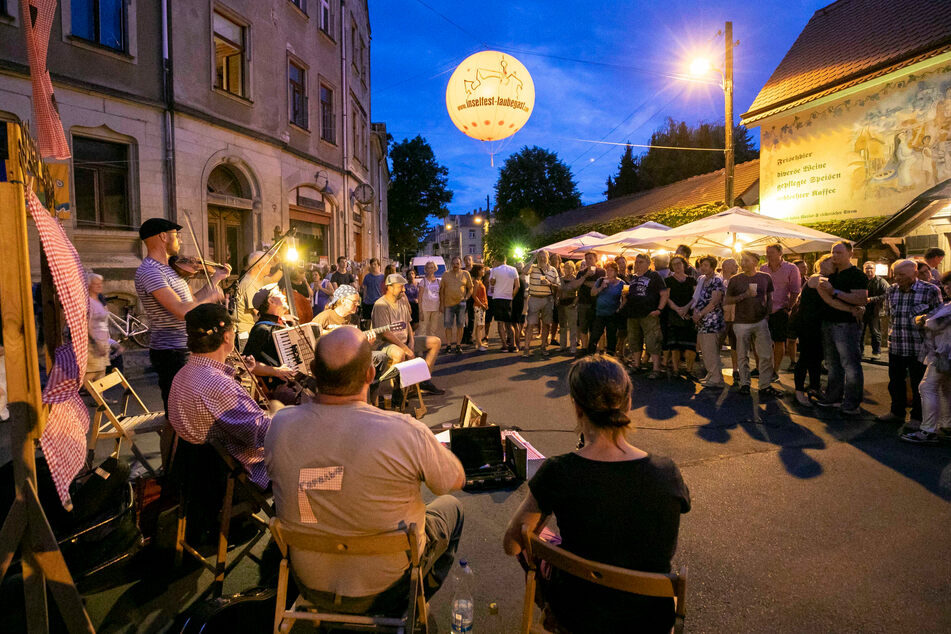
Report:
488,255,520,351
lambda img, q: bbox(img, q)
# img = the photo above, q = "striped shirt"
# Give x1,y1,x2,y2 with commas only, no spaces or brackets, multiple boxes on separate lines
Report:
168,355,272,488
135,256,192,350
528,264,560,297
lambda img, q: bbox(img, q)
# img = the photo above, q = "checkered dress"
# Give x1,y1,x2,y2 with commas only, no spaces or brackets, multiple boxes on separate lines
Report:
886,281,942,358
168,355,272,488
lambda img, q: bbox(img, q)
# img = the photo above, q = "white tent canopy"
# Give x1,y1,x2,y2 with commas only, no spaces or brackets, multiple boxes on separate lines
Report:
573,222,671,256
618,207,845,257
533,231,607,257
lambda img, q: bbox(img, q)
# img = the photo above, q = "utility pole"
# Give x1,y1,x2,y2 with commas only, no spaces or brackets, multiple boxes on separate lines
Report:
723,21,735,208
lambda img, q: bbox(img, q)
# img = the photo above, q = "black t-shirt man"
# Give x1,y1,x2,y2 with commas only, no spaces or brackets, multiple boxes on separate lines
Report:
825,265,867,322
575,265,605,305
244,313,285,388
622,270,666,319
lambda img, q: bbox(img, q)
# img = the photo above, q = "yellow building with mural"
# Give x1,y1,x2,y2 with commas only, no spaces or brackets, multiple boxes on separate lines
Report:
742,0,951,263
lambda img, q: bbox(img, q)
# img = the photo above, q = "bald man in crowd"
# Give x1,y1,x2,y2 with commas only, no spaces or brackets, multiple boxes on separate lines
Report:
264,327,465,615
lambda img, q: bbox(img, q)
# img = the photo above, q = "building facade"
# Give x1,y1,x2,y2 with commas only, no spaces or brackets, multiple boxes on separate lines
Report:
419,211,490,262
0,0,388,298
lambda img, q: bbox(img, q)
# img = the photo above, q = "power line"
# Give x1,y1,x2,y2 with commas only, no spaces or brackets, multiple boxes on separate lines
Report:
565,138,725,152
411,0,491,49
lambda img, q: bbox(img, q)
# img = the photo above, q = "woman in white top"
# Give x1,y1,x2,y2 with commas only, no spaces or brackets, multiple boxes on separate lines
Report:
86,273,111,383
417,261,442,337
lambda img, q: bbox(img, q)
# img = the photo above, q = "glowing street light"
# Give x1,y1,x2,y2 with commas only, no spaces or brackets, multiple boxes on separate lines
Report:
689,57,713,77
513,245,527,260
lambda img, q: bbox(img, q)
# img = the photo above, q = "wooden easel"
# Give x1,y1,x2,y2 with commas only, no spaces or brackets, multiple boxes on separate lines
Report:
0,122,95,632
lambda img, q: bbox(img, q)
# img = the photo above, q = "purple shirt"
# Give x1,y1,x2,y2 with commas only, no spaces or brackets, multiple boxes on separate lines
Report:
168,355,272,488
760,261,802,313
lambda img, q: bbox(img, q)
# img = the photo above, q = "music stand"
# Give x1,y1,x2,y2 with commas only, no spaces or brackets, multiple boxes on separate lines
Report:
378,357,429,419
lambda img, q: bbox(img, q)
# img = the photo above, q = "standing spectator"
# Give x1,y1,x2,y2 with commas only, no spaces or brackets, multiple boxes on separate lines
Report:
470,264,489,351
524,250,561,358
720,258,740,380
876,260,942,426
862,261,889,359
557,260,579,356
404,269,420,331
312,265,334,315
513,263,530,347
924,247,945,288
816,241,869,414
587,262,624,356
786,259,810,371
725,251,780,396
901,272,951,443
462,255,475,345
692,256,726,388
760,244,802,374
568,252,605,352
330,256,355,289
439,256,473,354
663,256,698,378
652,253,671,279
614,256,630,358
620,254,667,379
360,259,385,324
86,273,111,384
417,261,442,337
549,253,563,347
489,255,521,352
675,245,698,278
916,261,935,285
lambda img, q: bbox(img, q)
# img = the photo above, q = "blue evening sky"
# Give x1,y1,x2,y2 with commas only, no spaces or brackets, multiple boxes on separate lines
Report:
370,0,829,214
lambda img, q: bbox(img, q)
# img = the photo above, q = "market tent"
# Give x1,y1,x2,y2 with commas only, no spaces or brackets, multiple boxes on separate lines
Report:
619,207,845,257
533,231,607,257
573,222,671,256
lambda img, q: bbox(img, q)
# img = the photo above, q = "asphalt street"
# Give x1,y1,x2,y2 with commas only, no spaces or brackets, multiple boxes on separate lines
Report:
4,343,951,633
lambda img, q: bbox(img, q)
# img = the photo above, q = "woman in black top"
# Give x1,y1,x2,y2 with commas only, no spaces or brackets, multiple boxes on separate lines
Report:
504,355,690,633
664,256,698,377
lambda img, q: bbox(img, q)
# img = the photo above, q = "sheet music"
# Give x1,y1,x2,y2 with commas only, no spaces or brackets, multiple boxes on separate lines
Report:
378,356,430,386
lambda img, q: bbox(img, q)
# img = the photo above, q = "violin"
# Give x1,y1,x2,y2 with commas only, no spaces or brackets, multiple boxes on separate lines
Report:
171,255,230,279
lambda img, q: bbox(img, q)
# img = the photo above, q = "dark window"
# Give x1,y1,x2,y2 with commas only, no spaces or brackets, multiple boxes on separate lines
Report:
71,0,126,51
289,61,308,129
0,123,7,162
319,85,335,143
73,136,131,228
213,11,245,97
289,0,306,13
318,0,331,33
295,187,325,210
0,1,12,18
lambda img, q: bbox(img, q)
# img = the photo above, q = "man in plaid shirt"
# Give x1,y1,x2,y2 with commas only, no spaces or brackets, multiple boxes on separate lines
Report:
878,260,942,426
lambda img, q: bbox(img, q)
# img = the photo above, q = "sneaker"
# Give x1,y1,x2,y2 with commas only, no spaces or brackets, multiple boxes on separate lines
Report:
759,386,783,398
840,406,862,416
419,380,445,395
816,399,842,409
900,430,939,445
875,412,905,425
795,391,812,407
454,345,463,355
737,385,751,395
478,345,488,352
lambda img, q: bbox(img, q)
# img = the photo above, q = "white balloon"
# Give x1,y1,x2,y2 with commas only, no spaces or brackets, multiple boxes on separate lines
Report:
446,51,535,142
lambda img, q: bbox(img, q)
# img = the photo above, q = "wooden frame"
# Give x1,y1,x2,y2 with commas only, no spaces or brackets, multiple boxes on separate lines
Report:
84,369,166,475
520,527,687,634
270,518,428,633
457,395,487,428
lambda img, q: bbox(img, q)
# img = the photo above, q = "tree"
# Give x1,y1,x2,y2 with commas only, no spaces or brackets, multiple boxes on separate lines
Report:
494,146,581,225
604,143,642,199
387,135,453,256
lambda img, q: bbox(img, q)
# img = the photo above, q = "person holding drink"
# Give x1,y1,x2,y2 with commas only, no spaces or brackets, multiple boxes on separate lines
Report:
587,261,624,356
725,251,781,396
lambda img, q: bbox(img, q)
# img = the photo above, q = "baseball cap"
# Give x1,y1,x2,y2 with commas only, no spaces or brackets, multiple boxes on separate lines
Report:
385,273,408,286
139,218,182,240
331,284,360,304
251,283,282,312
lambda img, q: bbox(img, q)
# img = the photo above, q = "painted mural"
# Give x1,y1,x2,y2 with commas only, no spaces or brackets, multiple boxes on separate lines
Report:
759,61,951,222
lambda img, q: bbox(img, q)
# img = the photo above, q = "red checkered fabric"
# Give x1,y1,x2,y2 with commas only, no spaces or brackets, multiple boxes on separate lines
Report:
19,0,70,159
27,188,89,508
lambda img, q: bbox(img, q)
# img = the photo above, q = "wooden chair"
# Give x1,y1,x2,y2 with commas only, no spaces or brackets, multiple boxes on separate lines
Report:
84,369,166,475
270,518,428,633
172,437,273,599
458,395,488,427
520,528,687,634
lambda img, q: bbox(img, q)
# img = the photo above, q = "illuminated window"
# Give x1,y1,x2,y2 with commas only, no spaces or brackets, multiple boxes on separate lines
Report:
213,11,246,97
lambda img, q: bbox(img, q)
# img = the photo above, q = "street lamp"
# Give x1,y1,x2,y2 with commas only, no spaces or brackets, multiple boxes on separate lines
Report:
688,21,736,208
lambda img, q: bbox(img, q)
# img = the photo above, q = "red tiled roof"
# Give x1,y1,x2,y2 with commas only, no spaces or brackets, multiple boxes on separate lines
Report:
534,160,759,235
742,0,951,125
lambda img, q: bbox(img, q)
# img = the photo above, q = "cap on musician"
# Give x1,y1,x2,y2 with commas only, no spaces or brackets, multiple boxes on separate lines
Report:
185,303,234,353
330,284,360,308
252,283,288,315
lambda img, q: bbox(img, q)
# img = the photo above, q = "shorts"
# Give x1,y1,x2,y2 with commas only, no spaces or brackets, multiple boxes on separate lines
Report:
474,306,486,326
491,298,513,323
380,336,436,362
444,302,467,329
626,314,662,356
577,303,595,334
768,309,789,342
526,295,554,325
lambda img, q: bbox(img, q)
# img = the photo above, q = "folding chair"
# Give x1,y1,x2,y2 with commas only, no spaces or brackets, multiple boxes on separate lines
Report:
458,395,488,427
172,437,273,599
520,527,687,634
270,518,428,634
84,369,167,475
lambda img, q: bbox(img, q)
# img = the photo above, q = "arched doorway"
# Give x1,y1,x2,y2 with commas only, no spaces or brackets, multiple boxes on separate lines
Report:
206,164,254,275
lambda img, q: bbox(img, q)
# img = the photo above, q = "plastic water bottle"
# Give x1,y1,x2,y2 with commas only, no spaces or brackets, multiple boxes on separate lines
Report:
450,559,475,633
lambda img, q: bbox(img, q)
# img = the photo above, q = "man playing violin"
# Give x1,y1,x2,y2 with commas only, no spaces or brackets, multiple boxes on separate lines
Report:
134,218,230,412
242,284,299,391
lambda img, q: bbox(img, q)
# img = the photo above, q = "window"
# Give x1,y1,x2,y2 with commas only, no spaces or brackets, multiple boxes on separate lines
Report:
289,60,308,129
289,0,306,13
468,246,476,254
469,229,476,239
72,0,125,51
213,11,246,97
318,0,332,34
295,186,325,210
319,85,335,143
73,136,131,228
350,20,366,80
351,100,367,165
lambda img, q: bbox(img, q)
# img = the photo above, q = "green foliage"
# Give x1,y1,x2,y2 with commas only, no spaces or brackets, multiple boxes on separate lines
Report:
494,146,582,225
387,136,453,256
800,217,888,242
484,218,532,263
604,144,641,199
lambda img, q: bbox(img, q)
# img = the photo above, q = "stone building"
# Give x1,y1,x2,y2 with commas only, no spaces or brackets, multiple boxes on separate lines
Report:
419,211,490,262
0,0,388,298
